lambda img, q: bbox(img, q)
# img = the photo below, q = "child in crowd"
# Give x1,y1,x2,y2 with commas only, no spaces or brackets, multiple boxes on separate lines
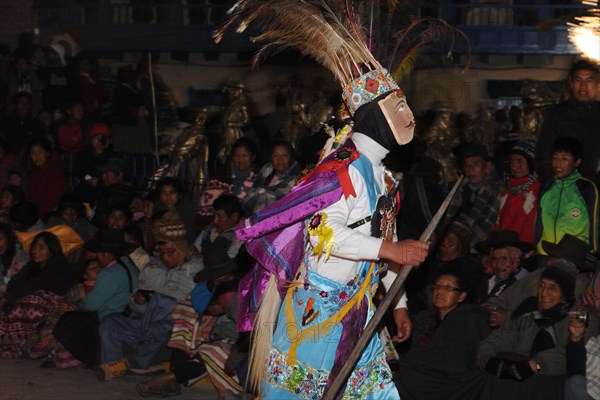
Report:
143,192,158,223
130,193,145,222
537,137,599,255
52,259,103,369
6,170,24,188
57,100,85,158
81,259,102,295
193,194,242,260
0,185,25,223
105,205,132,230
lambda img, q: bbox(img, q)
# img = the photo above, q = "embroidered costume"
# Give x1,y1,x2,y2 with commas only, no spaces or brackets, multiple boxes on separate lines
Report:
213,1,450,398
242,134,403,399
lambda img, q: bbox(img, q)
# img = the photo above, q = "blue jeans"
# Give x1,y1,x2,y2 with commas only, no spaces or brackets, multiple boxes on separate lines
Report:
564,375,592,400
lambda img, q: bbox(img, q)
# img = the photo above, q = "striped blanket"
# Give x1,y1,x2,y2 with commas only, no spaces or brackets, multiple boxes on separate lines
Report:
0,290,61,358
167,300,217,356
199,340,243,397
168,301,243,395
30,283,87,369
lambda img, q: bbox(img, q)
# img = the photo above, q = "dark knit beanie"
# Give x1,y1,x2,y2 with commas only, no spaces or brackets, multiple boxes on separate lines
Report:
510,141,536,173
541,262,576,301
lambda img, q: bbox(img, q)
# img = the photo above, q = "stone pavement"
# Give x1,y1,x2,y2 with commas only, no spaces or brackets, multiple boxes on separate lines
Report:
0,358,221,400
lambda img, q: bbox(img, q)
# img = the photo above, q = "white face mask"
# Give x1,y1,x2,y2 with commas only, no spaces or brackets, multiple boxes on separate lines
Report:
377,91,415,145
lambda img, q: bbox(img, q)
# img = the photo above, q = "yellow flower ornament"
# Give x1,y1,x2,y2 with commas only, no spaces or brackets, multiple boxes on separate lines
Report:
307,212,335,262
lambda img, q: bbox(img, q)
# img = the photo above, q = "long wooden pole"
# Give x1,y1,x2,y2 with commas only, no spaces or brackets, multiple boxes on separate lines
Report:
148,51,159,163
321,175,464,400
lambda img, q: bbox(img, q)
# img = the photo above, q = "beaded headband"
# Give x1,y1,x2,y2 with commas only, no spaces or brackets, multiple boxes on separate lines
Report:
341,68,401,116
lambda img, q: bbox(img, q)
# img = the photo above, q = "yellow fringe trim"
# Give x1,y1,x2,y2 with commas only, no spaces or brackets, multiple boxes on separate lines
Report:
285,261,377,365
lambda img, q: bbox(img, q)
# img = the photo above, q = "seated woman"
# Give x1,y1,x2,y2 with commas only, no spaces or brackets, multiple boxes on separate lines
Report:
52,229,139,367
197,137,260,229
26,137,70,217
477,263,577,400
242,140,300,215
0,232,75,358
395,262,490,400
30,258,104,368
473,230,531,304
153,177,197,242
0,222,29,294
406,218,481,315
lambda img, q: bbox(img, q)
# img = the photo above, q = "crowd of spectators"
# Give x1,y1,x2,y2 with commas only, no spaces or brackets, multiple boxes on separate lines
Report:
0,36,599,400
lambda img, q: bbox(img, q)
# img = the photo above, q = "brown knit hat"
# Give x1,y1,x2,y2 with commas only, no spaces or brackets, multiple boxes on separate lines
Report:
446,218,472,257
155,211,193,257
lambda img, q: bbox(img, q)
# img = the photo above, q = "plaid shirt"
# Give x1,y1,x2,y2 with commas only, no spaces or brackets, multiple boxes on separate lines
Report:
587,335,600,399
445,172,505,252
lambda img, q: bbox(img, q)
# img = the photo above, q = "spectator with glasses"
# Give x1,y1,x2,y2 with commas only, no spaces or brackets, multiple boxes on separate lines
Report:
394,262,490,400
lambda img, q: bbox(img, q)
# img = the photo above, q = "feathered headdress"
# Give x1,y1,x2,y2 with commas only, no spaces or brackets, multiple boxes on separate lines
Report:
215,1,469,115
214,0,405,115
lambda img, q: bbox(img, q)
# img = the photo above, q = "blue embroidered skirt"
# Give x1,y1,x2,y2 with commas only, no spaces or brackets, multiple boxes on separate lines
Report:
261,265,399,400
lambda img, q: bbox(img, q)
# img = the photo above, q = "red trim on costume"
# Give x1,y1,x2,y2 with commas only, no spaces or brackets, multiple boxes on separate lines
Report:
337,166,356,199
300,147,360,199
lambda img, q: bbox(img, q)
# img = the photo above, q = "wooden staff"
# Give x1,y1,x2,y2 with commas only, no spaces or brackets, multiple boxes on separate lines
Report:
322,175,464,400
147,51,159,163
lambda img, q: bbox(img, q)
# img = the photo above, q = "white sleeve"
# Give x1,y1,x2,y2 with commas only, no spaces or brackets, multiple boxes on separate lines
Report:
381,269,408,310
308,165,383,261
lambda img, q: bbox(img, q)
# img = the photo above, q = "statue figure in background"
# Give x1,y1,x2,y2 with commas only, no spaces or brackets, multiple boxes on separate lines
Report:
218,82,250,163
423,102,460,184
463,104,501,157
308,92,335,134
279,88,311,152
149,107,209,199
518,80,555,142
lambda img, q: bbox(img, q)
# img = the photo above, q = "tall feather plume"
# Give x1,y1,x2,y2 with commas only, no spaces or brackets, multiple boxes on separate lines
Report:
386,17,472,81
214,0,383,85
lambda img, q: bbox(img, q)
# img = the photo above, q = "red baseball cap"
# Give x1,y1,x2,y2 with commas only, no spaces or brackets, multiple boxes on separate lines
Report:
89,123,111,137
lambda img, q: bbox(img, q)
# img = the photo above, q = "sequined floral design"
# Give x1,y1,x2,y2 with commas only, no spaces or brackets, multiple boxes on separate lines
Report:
266,347,394,400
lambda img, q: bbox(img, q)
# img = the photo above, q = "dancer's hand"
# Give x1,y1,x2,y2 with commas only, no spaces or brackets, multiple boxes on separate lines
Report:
392,307,412,342
379,240,429,266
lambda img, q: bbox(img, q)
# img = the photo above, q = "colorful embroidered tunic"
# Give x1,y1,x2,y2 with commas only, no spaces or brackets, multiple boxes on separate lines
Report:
237,133,405,399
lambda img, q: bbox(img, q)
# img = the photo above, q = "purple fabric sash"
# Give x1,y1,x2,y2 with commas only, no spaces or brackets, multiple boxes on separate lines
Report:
236,141,358,331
